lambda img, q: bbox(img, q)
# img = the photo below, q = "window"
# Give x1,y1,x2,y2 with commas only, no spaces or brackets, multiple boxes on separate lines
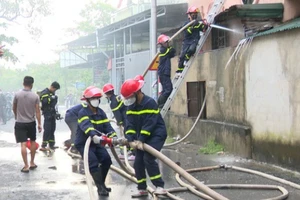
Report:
187,81,206,118
211,25,229,50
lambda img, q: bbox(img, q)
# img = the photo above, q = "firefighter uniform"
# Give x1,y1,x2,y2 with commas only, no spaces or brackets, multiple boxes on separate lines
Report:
125,94,167,190
75,106,116,174
40,88,58,148
65,103,87,149
157,45,176,109
109,94,127,127
177,20,207,73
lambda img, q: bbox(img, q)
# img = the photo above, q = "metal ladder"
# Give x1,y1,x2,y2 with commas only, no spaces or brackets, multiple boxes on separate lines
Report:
160,0,226,118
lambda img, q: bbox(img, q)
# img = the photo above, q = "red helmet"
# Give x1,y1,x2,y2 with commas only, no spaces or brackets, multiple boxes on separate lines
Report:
82,86,102,100
187,6,199,14
157,34,170,44
134,75,144,82
121,79,144,99
102,83,114,94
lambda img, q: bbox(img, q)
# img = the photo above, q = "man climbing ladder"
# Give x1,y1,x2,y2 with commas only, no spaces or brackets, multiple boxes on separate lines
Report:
160,0,226,118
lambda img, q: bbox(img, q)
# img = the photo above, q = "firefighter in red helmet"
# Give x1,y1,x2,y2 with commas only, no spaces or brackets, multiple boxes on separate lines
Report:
176,6,209,77
120,79,167,198
157,34,176,109
75,86,117,197
102,83,135,160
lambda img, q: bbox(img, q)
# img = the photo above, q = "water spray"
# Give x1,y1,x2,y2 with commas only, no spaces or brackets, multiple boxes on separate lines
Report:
210,24,241,34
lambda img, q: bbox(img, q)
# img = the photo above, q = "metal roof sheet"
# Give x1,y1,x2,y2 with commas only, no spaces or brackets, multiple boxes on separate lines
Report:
253,17,300,37
215,3,283,21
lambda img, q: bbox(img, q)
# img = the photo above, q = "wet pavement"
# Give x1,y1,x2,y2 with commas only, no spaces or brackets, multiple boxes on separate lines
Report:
1,107,300,200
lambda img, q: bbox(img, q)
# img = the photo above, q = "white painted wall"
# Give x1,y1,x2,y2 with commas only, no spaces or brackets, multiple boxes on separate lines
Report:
245,30,300,142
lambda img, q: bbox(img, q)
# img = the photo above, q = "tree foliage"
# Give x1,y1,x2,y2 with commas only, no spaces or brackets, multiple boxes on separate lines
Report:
0,62,95,104
70,0,116,36
0,0,51,62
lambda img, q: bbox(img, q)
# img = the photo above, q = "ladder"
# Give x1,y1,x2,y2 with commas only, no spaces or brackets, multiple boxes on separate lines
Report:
160,0,226,118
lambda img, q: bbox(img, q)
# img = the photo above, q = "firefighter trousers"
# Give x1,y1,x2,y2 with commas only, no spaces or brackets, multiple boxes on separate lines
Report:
76,144,112,173
178,42,197,69
65,119,77,145
134,135,166,190
42,115,56,148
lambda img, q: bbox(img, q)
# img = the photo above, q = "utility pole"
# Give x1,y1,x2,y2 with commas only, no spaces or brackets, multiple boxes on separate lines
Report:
150,0,157,100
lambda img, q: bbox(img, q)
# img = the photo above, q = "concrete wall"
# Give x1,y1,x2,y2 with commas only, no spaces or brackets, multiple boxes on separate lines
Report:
166,28,300,170
170,47,247,122
245,28,300,170
166,47,251,158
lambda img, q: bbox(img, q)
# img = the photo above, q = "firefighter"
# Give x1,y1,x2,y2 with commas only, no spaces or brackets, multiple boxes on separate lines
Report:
102,83,135,160
120,79,167,198
157,34,176,109
75,86,116,197
176,6,208,77
39,81,60,151
102,83,126,127
64,86,98,154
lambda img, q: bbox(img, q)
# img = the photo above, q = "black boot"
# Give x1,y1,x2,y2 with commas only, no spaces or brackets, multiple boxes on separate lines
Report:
158,95,168,109
91,171,109,196
101,166,111,192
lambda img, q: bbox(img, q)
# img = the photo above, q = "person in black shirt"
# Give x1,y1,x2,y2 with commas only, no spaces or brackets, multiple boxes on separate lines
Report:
39,81,60,151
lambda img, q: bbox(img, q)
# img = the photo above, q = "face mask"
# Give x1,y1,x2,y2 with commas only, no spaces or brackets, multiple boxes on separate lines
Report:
191,13,198,20
123,96,136,106
90,99,100,108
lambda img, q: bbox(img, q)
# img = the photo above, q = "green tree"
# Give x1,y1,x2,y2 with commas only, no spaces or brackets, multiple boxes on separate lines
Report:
69,0,116,36
64,0,115,90
0,62,94,105
0,0,51,62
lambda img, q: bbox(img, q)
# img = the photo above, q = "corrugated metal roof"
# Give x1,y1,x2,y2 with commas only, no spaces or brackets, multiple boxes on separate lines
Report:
253,17,300,37
215,3,283,21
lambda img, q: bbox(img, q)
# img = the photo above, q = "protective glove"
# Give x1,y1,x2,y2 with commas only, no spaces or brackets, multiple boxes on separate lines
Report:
51,95,57,100
128,141,136,149
201,19,209,32
92,135,104,144
129,140,144,150
136,141,144,150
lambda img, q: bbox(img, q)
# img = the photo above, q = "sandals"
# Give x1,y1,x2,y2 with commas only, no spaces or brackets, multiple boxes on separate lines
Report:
21,167,29,173
21,164,37,173
29,165,38,170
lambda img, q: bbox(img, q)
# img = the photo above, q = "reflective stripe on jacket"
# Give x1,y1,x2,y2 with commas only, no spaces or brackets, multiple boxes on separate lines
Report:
125,94,167,143
158,46,176,76
75,106,116,146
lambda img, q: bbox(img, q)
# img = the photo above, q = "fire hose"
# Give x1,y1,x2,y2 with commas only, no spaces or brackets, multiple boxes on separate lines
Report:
83,135,295,200
83,135,228,200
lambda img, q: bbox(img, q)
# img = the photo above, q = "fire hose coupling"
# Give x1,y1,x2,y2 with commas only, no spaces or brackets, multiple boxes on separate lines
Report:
219,164,231,169
112,137,128,146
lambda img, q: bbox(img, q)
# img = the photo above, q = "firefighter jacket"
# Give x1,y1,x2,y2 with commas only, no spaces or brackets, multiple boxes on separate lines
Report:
65,103,87,121
158,46,176,77
182,20,207,45
40,88,57,116
109,94,127,126
125,94,167,143
75,106,116,147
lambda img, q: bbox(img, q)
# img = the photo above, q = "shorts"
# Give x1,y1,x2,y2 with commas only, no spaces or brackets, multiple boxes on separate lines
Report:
14,121,37,143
